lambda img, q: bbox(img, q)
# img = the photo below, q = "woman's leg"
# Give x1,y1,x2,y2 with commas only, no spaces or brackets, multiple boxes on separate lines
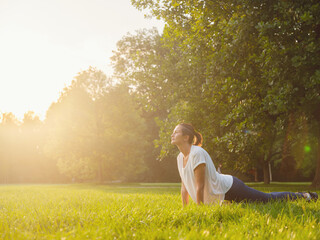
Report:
225,176,304,203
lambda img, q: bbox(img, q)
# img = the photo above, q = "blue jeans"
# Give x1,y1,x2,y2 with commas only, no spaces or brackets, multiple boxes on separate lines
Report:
225,176,304,203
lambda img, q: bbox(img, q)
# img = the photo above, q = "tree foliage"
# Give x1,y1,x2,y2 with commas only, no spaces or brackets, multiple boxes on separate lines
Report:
45,67,148,182
124,0,320,184
0,112,62,183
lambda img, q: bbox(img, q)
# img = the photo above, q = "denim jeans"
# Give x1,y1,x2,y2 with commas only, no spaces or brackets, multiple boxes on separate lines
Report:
225,176,304,203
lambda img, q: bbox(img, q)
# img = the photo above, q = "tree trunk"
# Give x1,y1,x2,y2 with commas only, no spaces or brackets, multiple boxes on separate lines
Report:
263,128,277,184
269,162,273,182
312,119,320,188
263,161,270,184
254,167,259,182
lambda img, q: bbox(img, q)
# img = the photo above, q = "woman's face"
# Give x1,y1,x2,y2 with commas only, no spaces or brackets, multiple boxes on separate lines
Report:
171,125,187,145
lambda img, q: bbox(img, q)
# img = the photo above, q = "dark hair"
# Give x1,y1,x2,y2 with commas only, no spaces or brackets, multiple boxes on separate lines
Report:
179,123,203,146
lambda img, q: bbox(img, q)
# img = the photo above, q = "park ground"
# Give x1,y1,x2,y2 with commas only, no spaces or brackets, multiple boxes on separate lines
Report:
0,182,319,239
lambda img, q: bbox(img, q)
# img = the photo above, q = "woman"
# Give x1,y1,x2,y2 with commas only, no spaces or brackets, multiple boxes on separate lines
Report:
171,123,318,206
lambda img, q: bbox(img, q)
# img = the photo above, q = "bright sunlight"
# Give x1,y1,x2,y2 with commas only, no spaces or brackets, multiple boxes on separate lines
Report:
0,0,164,120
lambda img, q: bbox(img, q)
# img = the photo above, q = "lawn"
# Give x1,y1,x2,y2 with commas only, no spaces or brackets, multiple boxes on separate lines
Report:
0,183,319,239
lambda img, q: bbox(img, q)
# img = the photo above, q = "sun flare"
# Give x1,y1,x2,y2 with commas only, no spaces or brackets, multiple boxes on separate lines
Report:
0,0,164,120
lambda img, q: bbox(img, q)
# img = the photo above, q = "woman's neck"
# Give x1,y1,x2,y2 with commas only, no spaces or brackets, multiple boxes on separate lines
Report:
178,143,192,157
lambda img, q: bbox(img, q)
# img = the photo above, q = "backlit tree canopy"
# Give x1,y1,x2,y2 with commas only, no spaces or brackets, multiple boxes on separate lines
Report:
111,0,320,184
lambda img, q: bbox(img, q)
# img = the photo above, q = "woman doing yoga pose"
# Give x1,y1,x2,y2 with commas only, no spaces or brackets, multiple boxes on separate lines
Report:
171,123,318,206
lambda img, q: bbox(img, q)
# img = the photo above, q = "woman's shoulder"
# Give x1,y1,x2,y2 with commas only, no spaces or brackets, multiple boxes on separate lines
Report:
192,145,207,153
191,145,209,157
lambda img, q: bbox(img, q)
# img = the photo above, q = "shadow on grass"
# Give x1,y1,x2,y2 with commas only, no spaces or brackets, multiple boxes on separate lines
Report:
246,182,318,193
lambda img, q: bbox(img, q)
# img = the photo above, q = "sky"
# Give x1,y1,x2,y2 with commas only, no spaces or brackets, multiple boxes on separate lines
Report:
0,0,164,120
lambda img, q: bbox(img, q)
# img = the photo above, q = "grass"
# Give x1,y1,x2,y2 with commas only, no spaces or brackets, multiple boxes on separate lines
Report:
0,183,319,239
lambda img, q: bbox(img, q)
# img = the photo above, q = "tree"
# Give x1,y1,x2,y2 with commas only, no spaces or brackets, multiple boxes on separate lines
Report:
130,0,320,184
0,113,20,183
111,28,192,181
252,1,320,186
45,67,148,182
20,111,47,182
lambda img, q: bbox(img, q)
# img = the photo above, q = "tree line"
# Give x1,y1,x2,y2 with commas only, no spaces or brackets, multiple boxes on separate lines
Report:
1,0,319,185
0,67,180,183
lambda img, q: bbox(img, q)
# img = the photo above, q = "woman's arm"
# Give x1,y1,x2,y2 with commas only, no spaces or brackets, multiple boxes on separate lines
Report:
181,181,189,207
194,163,205,205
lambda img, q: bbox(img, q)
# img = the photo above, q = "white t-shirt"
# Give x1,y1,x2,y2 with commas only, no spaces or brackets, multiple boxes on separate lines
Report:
177,145,233,205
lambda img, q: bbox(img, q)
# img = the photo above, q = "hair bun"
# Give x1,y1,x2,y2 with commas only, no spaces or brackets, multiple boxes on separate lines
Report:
178,123,203,146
